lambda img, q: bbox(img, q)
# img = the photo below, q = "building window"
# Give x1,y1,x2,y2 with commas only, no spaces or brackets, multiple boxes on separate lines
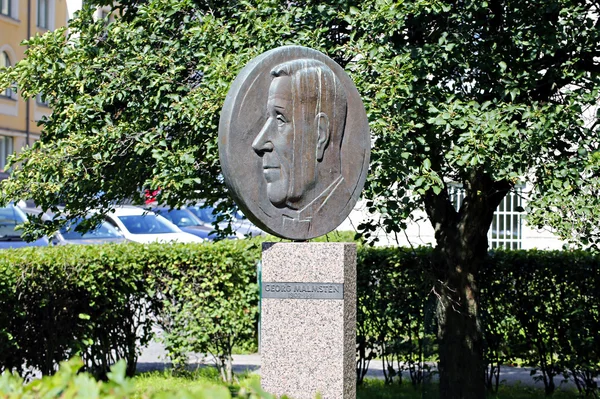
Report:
449,184,523,249
0,0,10,17
489,188,523,249
0,135,14,172
36,93,49,107
93,6,112,25
37,0,48,28
0,51,13,98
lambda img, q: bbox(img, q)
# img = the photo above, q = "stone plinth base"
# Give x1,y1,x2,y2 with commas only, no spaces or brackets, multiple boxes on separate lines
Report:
260,242,356,399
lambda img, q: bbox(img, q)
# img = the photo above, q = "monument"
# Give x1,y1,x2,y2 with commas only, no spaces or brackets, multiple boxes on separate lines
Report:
219,46,370,399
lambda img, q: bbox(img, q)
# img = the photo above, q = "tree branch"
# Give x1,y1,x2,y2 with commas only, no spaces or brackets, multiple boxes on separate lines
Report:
424,183,459,236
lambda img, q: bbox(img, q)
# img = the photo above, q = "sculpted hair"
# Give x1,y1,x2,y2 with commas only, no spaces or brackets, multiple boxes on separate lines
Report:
270,59,348,157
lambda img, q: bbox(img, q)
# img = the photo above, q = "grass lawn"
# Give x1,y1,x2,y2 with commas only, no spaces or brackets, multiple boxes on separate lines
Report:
132,368,583,399
132,367,241,398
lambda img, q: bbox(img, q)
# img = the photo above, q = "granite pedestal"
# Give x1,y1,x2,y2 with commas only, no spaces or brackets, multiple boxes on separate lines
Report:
260,242,356,399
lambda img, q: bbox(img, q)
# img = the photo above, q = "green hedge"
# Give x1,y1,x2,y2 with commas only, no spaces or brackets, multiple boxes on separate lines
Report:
0,244,154,377
356,246,437,386
146,240,260,382
0,240,260,381
1,241,598,396
481,250,600,396
355,247,600,396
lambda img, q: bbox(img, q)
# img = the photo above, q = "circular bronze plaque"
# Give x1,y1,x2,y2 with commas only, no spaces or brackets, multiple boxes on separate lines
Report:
219,46,370,240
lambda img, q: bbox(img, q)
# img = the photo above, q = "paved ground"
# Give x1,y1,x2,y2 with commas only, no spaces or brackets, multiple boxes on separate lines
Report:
136,339,588,392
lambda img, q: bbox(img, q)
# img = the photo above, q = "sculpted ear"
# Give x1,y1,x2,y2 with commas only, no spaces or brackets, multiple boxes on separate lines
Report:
315,113,330,161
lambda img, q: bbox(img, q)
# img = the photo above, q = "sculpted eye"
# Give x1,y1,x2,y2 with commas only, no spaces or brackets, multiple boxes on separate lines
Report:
276,113,286,126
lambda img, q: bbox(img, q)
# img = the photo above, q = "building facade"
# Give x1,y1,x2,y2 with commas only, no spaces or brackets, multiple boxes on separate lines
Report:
338,183,564,250
0,0,69,180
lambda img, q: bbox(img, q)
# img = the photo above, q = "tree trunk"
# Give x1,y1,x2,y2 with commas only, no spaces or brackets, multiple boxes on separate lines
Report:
435,238,486,399
424,175,511,399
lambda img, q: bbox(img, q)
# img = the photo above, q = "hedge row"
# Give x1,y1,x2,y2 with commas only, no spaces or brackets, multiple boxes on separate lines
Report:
0,240,260,382
1,241,598,396
356,246,437,387
481,250,600,396
355,247,600,396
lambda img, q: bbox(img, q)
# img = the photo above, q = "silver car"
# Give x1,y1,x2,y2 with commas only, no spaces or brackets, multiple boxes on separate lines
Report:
51,216,127,245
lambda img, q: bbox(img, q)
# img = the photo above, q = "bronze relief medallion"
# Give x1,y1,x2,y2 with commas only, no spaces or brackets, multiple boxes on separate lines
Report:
219,46,370,240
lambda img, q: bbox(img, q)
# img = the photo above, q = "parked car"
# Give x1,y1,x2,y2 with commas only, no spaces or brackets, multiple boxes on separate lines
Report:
18,204,127,246
104,206,204,244
150,206,236,240
0,204,50,249
18,205,47,220
187,204,263,238
51,216,127,245
232,209,264,237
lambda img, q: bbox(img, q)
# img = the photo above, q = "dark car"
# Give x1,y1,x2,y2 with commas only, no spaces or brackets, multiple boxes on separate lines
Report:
150,206,235,240
0,205,50,249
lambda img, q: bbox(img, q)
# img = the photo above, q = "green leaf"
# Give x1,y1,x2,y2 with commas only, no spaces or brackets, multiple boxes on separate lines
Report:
423,158,431,170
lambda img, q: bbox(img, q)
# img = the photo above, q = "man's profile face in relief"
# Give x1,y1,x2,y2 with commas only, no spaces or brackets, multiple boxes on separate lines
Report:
252,59,347,211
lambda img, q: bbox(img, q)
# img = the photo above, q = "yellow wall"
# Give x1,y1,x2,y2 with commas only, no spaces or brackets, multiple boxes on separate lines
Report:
0,0,69,176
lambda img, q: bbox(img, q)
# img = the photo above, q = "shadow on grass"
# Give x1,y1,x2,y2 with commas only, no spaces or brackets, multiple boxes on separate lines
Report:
357,379,582,399
358,379,438,399
133,370,582,399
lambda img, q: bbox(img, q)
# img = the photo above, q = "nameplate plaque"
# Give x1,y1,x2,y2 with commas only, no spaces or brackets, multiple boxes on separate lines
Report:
262,282,344,300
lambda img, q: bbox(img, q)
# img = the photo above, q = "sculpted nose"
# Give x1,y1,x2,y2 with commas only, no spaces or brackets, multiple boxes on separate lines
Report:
252,117,274,154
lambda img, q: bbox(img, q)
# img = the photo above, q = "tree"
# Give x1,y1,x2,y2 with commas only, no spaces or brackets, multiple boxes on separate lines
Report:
347,1,600,398
1,0,600,398
0,0,358,235
0,0,305,235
